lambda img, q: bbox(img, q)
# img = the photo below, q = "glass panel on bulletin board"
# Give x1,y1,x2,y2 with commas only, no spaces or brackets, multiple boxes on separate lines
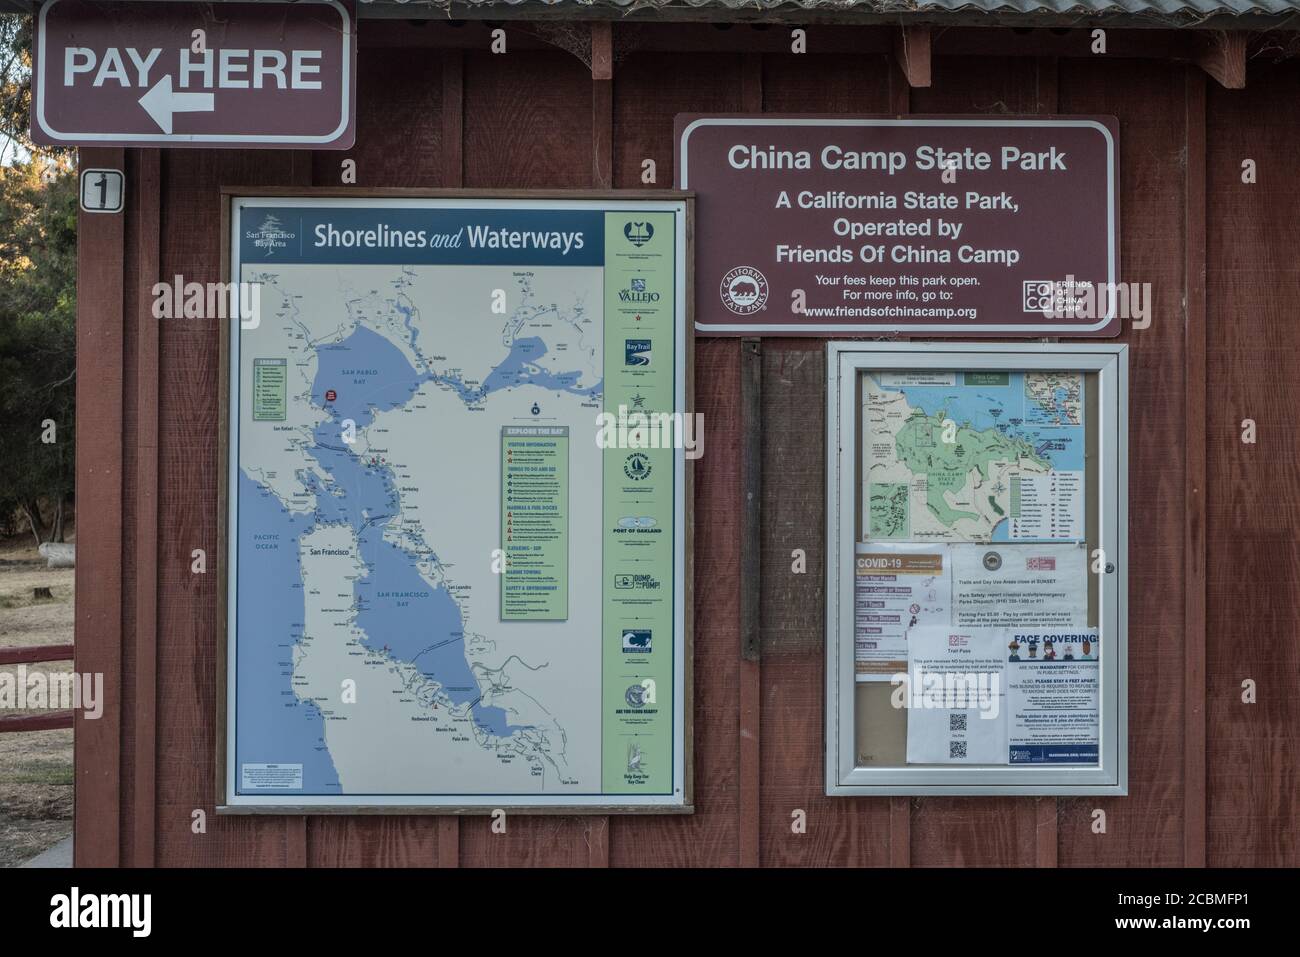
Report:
853,369,1101,769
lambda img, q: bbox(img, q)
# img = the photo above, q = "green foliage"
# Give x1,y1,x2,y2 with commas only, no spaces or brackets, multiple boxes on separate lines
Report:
0,159,77,541
0,13,36,159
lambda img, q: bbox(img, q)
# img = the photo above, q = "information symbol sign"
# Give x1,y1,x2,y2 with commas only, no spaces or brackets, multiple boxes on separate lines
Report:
79,168,124,214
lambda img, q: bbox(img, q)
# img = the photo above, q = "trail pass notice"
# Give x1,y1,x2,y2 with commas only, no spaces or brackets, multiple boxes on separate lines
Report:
676,116,1119,336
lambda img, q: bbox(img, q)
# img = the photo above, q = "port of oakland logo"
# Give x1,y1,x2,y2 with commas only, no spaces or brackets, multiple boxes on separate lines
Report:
720,266,769,315
624,452,652,480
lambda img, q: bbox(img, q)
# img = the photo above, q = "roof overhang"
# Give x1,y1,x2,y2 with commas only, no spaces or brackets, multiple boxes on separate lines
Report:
2,0,1298,31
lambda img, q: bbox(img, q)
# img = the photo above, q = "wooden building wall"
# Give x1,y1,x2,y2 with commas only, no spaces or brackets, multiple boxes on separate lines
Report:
73,21,1299,867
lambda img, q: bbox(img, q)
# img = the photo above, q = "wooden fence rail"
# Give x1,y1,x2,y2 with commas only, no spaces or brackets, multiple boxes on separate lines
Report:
0,643,76,732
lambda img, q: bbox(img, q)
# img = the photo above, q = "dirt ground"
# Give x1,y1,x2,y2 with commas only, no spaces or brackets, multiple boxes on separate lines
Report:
0,533,75,868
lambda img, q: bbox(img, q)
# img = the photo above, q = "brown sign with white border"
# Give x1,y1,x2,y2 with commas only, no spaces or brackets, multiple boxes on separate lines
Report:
32,0,355,149
676,115,1120,337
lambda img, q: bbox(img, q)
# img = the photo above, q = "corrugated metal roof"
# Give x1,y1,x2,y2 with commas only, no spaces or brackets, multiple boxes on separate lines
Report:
2,0,1297,24
363,0,1300,17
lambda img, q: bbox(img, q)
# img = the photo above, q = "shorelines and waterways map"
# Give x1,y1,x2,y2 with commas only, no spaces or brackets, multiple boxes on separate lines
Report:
862,371,1086,543
228,202,684,807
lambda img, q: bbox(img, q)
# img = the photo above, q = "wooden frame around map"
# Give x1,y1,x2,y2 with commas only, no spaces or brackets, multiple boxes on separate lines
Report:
216,188,695,814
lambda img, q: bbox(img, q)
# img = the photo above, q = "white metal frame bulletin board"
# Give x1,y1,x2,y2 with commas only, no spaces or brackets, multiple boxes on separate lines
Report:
825,341,1128,796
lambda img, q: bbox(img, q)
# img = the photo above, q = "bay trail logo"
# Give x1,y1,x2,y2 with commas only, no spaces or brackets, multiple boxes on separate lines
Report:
720,266,769,315
49,887,151,937
624,221,654,246
625,339,652,366
246,213,295,257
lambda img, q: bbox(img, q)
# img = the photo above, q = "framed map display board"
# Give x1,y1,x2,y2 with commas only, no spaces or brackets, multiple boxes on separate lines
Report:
218,191,692,812
825,342,1127,796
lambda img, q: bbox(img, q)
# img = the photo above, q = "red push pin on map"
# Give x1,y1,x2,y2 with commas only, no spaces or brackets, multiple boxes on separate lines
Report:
325,389,337,402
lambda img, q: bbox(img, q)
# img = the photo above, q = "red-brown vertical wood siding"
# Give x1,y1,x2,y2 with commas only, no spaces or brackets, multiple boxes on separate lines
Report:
73,22,1300,867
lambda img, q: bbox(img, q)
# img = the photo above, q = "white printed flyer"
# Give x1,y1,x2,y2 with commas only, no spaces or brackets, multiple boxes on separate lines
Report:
1007,629,1100,764
951,542,1088,630
904,627,1007,765
904,627,1101,766
854,543,950,682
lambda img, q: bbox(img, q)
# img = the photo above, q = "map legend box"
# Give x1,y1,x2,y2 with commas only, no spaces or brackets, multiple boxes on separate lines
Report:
251,357,287,421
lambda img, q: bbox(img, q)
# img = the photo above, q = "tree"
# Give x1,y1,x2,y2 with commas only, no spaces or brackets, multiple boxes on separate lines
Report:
0,158,77,544
0,13,34,161
0,11,76,544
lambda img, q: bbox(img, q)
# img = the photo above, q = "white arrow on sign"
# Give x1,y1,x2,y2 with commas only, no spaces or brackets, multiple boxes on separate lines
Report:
137,75,215,134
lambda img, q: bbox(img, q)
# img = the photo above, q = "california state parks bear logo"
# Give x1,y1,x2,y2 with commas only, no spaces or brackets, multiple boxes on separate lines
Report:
720,266,769,315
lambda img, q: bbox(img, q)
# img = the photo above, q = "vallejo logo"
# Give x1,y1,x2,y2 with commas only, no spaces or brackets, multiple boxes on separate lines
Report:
720,266,769,315
623,221,654,247
625,339,652,367
50,887,151,937
618,277,660,303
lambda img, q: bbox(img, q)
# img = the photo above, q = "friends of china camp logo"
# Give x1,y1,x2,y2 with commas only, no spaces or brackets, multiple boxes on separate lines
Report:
625,339,652,366
720,265,769,315
246,213,295,257
624,221,654,247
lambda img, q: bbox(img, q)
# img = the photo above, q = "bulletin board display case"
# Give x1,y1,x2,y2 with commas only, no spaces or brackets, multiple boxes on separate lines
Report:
825,342,1128,796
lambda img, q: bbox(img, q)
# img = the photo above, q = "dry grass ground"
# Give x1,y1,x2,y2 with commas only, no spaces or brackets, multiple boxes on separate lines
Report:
0,535,75,868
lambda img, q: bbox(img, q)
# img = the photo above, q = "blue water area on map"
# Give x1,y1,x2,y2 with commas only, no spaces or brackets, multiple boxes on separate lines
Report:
481,336,603,397
236,471,341,793
306,425,399,529
312,325,428,427
869,373,1084,471
1025,386,1080,427
352,532,523,737
304,323,527,738
394,298,421,350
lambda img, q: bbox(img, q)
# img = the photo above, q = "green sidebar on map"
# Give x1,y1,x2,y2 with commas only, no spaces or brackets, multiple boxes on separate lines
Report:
863,371,1086,543
226,199,685,808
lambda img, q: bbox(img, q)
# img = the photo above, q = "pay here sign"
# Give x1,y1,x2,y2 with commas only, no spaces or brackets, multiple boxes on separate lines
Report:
32,0,355,148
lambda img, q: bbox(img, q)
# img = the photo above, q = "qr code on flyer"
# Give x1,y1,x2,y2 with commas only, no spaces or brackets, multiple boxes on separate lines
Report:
949,713,968,732
949,740,968,759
